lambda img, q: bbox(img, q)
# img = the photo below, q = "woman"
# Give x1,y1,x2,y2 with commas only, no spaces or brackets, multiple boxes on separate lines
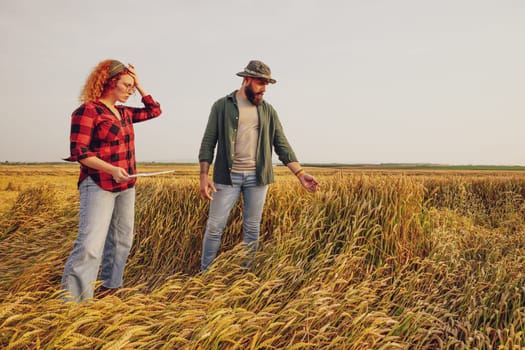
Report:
61,59,162,302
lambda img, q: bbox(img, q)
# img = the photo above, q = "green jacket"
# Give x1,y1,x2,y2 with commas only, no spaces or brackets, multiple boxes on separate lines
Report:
199,91,298,186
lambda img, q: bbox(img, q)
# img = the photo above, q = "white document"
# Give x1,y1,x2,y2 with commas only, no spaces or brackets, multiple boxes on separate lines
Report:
128,170,175,178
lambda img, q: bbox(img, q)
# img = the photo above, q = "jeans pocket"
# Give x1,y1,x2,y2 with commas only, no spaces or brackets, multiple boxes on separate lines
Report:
214,183,228,192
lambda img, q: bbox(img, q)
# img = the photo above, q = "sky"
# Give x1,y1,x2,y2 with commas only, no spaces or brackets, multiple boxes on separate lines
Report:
1,0,524,165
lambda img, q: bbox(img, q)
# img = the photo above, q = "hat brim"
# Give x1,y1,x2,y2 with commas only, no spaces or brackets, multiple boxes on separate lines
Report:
236,72,276,84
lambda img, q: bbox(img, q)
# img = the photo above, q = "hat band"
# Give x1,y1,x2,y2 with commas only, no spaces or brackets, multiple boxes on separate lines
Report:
244,68,271,80
108,61,126,79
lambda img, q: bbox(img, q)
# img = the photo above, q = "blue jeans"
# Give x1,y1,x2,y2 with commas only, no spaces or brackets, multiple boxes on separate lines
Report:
201,172,268,270
61,177,135,302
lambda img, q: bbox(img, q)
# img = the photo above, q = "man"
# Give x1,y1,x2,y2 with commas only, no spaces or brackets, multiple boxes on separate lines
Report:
198,60,319,271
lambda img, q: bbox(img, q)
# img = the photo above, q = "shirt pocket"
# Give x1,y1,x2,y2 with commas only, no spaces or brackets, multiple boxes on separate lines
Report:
95,116,122,143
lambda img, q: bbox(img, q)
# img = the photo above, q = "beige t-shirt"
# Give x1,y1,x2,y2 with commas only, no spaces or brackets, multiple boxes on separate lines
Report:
232,95,259,172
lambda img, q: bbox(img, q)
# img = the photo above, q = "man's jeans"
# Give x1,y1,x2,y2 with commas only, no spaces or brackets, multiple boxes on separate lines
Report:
201,172,268,270
61,177,135,302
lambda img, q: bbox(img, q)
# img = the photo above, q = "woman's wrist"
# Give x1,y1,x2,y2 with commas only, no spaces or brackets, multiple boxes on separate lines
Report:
136,84,148,97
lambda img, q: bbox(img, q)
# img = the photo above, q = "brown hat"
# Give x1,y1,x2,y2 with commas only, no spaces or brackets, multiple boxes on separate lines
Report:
236,60,276,84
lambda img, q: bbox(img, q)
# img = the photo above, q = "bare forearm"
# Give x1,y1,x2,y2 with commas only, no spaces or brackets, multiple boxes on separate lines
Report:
79,157,117,174
286,161,302,175
200,161,211,176
135,84,149,97
79,157,129,183
199,161,215,200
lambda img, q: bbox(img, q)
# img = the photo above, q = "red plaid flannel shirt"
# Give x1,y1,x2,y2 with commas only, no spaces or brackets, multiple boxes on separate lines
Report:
65,95,162,192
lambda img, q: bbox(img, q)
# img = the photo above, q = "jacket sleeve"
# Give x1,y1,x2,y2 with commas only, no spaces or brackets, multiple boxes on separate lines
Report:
271,107,298,165
198,101,219,164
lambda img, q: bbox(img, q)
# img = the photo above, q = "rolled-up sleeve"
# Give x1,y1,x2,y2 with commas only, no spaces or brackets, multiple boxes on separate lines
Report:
64,105,98,162
130,95,162,123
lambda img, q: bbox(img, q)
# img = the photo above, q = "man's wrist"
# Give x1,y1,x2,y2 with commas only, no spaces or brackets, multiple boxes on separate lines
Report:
294,168,305,177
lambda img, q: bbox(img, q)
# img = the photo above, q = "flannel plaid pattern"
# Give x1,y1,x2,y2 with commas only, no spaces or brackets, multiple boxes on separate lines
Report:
65,95,161,192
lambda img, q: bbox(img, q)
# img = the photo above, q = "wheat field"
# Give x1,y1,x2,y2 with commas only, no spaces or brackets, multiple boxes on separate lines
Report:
1,164,524,349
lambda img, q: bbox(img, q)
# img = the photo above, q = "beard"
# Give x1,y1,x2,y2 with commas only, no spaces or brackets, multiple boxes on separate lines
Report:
244,84,264,106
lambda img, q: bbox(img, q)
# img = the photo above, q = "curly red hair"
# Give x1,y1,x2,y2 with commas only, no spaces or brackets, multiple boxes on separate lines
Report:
79,60,130,102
